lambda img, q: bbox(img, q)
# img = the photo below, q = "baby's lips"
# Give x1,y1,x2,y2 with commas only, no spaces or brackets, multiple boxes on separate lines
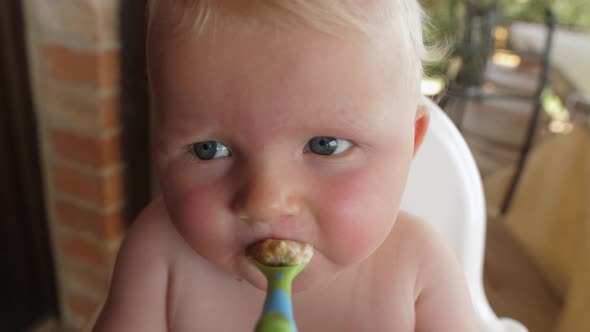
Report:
247,239,314,266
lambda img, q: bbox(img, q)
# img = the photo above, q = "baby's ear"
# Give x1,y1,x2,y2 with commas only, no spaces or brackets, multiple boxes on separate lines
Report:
413,103,430,156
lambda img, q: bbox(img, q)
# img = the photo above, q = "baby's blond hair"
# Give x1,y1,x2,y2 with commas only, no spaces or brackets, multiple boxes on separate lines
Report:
148,0,434,92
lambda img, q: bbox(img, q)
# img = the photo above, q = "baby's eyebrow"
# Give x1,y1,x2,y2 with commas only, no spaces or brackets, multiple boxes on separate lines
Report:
162,100,384,140
320,106,376,130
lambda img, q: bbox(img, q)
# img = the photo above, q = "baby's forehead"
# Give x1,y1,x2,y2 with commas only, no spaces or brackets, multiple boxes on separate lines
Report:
148,0,424,61
149,23,419,137
147,1,426,110
151,22,414,100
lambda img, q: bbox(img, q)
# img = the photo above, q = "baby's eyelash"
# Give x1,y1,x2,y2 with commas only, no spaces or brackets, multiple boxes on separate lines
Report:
188,141,232,160
305,137,354,156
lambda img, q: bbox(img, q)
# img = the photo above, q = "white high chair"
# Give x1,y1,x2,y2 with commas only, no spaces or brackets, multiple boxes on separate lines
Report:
400,97,527,332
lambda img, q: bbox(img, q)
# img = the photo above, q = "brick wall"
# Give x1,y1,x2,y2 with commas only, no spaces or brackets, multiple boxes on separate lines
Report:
22,0,125,329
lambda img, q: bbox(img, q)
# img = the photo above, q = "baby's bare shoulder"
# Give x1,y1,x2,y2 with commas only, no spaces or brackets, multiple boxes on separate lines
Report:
365,213,443,298
380,212,443,267
391,213,477,331
126,196,186,255
395,212,448,254
93,197,185,331
389,212,460,286
373,212,462,295
110,196,189,271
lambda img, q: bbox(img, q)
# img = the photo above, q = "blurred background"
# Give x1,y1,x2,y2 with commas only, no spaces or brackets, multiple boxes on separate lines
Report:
1,0,588,331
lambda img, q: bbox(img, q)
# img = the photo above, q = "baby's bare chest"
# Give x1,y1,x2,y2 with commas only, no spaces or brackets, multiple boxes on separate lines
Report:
168,270,415,332
171,294,415,331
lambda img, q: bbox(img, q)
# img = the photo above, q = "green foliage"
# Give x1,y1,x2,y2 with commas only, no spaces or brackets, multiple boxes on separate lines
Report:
423,0,590,34
495,0,590,29
420,0,590,78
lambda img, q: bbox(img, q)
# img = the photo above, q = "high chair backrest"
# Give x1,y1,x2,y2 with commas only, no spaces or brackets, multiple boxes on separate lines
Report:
400,97,527,332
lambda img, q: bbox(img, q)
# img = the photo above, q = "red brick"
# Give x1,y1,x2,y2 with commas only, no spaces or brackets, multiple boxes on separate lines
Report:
43,45,119,87
62,263,112,297
45,81,121,132
55,200,123,241
61,235,108,266
66,292,101,319
37,0,119,46
99,94,120,130
51,129,122,167
53,163,124,207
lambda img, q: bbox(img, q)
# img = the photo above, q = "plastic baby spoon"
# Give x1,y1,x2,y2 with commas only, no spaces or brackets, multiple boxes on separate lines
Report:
253,260,307,332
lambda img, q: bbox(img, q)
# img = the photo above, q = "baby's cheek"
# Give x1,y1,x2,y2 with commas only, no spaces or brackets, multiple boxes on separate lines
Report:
160,166,231,256
318,169,402,264
171,189,235,260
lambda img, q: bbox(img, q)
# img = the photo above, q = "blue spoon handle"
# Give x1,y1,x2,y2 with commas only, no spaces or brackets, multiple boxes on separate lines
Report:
254,262,307,332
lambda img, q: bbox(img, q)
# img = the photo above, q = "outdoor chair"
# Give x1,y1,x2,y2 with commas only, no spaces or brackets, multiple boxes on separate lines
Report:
440,3,557,214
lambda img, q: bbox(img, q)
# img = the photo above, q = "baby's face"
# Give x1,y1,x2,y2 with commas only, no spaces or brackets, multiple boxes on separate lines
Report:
149,20,420,290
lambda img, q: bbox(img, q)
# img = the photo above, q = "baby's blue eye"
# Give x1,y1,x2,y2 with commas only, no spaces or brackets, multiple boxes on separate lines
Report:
191,141,231,160
307,137,352,156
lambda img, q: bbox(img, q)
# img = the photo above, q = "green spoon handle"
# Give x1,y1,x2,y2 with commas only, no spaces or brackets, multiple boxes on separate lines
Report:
254,263,306,332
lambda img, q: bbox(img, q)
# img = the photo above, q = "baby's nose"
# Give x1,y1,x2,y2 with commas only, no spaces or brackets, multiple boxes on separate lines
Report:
231,165,302,224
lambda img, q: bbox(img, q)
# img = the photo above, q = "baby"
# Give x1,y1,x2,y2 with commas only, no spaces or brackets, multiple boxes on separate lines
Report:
93,0,477,331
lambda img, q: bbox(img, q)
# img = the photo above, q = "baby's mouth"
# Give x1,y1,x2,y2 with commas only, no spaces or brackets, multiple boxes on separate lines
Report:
246,239,314,266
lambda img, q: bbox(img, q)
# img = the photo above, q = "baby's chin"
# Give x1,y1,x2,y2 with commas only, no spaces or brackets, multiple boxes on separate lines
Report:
291,266,333,293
